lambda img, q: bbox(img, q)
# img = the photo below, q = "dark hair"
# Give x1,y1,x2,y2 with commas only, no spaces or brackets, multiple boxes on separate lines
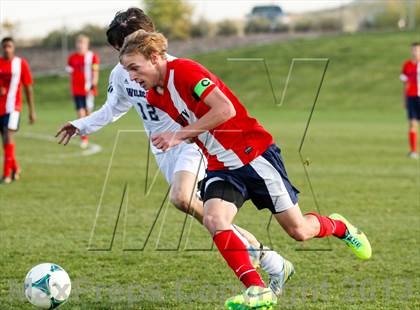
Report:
1,37,14,45
106,7,155,49
412,42,420,47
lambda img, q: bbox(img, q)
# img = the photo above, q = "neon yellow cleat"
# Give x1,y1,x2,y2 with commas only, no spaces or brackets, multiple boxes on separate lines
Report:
225,286,277,310
329,213,372,260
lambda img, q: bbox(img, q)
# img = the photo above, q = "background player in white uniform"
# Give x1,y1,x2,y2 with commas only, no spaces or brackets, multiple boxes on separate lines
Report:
55,8,292,294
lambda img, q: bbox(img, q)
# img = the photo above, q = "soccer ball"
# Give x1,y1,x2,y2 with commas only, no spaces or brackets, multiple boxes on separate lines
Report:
24,263,71,309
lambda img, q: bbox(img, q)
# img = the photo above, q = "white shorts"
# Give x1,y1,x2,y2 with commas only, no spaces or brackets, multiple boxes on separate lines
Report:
0,111,20,131
155,142,207,185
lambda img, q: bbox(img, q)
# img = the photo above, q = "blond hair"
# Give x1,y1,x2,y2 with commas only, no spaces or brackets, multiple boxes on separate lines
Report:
119,29,167,61
76,34,89,43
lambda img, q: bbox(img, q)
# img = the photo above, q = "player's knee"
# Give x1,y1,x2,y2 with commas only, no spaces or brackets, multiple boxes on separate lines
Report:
169,191,191,213
286,226,310,241
203,214,226,234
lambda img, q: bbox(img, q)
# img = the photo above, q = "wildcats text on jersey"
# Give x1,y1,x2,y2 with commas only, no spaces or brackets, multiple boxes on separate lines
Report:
126,88,146,98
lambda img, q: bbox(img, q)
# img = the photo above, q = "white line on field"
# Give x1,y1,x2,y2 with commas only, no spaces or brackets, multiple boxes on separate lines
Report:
20,132,103,158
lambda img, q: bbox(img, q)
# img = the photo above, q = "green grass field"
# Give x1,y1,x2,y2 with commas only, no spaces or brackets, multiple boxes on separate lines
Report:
1,31,419,309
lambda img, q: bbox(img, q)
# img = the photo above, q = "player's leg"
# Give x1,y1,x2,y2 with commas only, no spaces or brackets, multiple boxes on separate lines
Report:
8,112,20,180
251,144,371,259
169,152,259,249
407,96,418,158
74,96,89,148
2,129,15,183
170,170,255,241
203,197,266,288
6,128,20,181
233,222,294,296
169,170,204,223
274,205,320,241
202,181,276,309
85,93,95,115
408,118,418,158
171,167,289,274
168,143,286,263
0,115,9,183
1,112,20,183
276,208,372,260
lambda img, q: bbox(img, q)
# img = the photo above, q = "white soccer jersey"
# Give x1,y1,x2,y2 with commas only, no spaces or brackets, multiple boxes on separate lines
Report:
71,63,182,154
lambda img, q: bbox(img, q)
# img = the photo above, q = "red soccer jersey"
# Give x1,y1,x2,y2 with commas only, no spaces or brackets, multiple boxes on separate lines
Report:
147,58,274,171
67,51,99,96
0,56,33,116
401,60,420,97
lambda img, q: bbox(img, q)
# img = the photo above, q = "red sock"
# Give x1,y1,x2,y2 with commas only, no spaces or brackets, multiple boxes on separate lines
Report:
8,143,19,172
3,143,13,177
213,230,265,288
306,212,347,238
409,130,417,153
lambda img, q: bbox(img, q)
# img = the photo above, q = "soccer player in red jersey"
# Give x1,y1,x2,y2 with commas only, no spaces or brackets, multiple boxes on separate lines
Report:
119,30,372,309
0,37,35,184
400,42,420,159
66,34,100,149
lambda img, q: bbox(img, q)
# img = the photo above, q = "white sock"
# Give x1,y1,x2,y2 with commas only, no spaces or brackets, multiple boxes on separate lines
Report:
260,248,285,275
230,224,261,262
230,225,286,275
230,224,250,247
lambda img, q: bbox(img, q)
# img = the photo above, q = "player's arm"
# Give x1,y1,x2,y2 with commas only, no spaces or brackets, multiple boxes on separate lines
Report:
23,85,35,124
400,62,409,108
152,87,236,151
91,55,100,91
56,98,132,145
400,62,409,83
65,56,73,74
56,70,131,145
92,67,99,89
22,60,35,124
179,87,235,138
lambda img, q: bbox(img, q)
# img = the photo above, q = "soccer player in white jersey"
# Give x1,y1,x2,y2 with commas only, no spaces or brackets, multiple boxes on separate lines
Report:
55,8,294,296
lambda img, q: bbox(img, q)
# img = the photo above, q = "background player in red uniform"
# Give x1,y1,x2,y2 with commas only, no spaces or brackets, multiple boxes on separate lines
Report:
66,34,100,149
0,37,35,184
119,30,372,309
400,42,420,159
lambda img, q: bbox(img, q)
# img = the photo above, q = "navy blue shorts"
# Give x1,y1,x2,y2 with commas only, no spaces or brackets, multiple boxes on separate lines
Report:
202,144,299,214
74,96,87,110
406,96,420,120
0,112,20,133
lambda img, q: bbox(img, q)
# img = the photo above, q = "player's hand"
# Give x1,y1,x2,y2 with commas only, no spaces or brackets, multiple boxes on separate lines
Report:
88,85,97,95
151,131,183,152
55,122,79,145
29,111,36,125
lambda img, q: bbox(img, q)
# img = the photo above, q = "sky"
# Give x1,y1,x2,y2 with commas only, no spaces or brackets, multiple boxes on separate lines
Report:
0,0,353,40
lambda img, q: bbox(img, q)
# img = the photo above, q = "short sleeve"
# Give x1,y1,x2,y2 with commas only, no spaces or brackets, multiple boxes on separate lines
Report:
179,60,217,101
402,61,409,75
92,53,100,70
67,55,73,66
108,66,133,110
21,59,33,86
107,67,121,105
